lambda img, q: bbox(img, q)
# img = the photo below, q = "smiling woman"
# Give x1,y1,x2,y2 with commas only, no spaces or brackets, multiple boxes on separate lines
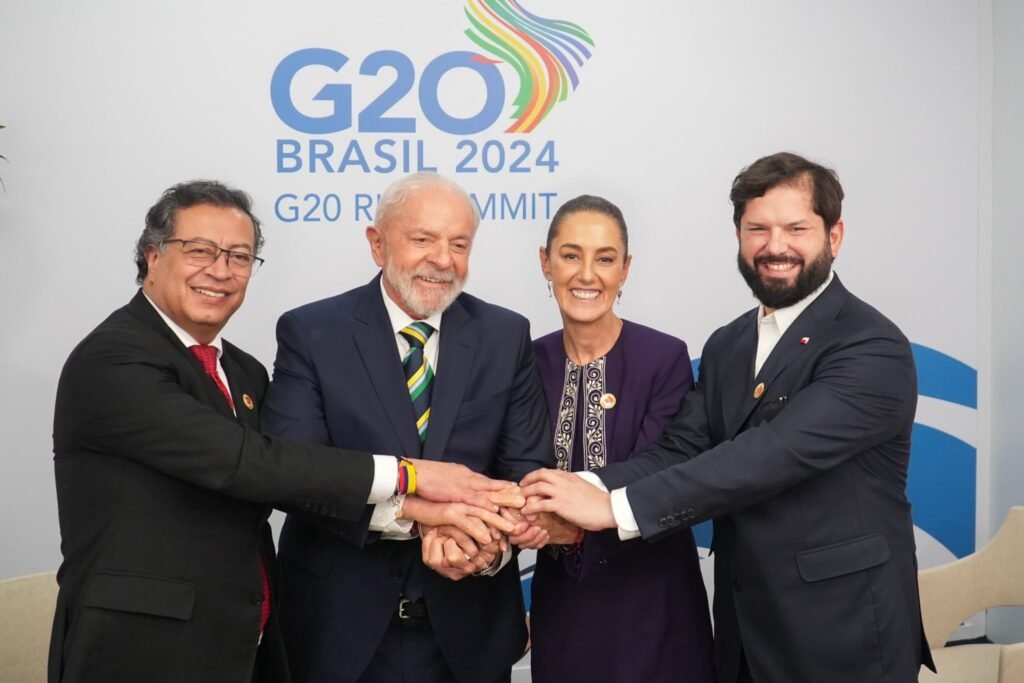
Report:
528,195,716,683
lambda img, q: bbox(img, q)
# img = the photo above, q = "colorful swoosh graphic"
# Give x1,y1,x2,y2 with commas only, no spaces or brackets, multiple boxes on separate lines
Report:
464,0,594,133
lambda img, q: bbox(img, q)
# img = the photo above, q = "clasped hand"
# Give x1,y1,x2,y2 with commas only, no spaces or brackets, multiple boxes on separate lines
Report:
403,462,592,580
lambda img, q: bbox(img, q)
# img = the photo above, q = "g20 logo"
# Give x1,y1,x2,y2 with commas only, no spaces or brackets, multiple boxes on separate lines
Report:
271,1,594,136
271,48,506,136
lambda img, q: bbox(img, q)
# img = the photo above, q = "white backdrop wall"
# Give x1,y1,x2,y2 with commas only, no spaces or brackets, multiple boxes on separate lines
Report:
987,0,1024,644
0,0,1007,641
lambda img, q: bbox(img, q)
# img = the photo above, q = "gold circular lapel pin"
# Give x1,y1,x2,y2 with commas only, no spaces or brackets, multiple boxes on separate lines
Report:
753,383,765,399
599,393,617,410
242,394,255,410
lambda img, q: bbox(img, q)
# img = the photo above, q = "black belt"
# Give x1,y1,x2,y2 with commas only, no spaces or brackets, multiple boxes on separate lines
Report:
397,597,428,620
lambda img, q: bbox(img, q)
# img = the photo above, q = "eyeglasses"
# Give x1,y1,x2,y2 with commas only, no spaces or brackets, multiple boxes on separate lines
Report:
162,239,265,275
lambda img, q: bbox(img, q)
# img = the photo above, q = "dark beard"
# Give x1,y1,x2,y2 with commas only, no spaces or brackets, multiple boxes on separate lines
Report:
737,247,832,310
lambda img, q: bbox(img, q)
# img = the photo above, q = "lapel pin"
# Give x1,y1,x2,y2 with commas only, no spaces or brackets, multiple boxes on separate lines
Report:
800,337,810,345
753,383,765,399
599,393,617,410
242,394,255,411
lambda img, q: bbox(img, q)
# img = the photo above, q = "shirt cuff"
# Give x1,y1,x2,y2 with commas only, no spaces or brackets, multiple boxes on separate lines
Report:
370,494,416,538
369,454,399,504
576,470,607,491
575,471,637,540
610,488,642,541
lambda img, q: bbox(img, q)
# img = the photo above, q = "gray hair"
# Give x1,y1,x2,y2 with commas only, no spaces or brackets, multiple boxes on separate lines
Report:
134,180,263,284
374,173,480,232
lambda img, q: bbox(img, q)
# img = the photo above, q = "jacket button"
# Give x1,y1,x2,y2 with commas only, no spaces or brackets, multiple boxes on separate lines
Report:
658,519,669,528
251,593,264,605
732,580,742,592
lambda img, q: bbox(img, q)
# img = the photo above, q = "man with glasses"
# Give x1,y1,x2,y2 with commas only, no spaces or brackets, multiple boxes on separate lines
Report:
50,180,513,683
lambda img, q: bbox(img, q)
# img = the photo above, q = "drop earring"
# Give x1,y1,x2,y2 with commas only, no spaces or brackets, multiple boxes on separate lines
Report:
547,281,553,298
616,289,623,304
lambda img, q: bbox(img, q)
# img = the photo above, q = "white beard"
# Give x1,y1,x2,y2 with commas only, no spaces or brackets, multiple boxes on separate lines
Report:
384,260,465,318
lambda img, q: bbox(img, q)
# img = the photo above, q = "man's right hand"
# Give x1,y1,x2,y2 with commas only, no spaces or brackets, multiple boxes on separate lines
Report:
400,496,515,546
410,459,523,511
421,526,481,581
520,468,617,531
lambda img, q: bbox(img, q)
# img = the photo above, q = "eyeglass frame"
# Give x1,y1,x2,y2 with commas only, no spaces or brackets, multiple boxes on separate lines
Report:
161,238,265,275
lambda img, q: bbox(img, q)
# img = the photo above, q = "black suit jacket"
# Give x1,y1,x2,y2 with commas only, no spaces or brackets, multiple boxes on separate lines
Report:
50,291,375,683
261,276,553,683
599,276,935,683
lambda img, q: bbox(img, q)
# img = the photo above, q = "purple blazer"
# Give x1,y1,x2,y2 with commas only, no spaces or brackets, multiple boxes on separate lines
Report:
529,320,715,683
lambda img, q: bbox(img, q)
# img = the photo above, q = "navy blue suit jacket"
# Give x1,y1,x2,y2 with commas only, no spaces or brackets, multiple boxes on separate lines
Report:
599,276,935,683
262,276,553,682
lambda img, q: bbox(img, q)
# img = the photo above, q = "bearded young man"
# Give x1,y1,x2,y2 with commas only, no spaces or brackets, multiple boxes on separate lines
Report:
521,152,937,683
261,173,553,683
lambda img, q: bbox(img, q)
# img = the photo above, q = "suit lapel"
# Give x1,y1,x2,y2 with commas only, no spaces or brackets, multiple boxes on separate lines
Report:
726,276,849,436
720,310,759,439
352,280,423,459
127,290,190,358
221,348,258,428
126,290,236,420
423,297,478,462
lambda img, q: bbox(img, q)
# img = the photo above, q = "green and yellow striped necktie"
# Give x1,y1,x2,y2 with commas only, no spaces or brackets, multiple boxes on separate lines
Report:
400,321,435,444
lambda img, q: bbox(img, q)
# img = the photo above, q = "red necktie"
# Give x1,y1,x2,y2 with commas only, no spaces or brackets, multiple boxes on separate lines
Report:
189,344,235,412
189,344,270,633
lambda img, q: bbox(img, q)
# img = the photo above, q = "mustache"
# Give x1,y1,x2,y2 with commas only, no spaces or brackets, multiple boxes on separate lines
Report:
413,267,456,283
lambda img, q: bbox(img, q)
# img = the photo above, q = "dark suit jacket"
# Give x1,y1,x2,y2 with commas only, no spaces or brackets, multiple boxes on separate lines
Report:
50,291,375,683
261,275,553,683
599,276,934,683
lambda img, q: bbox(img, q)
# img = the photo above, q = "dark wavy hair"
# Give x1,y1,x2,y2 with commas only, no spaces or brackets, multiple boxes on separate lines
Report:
134,180,262,284
730,152,844,230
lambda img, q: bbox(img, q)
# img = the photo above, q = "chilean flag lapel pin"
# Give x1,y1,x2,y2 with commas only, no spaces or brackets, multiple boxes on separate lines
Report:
800,337,810,345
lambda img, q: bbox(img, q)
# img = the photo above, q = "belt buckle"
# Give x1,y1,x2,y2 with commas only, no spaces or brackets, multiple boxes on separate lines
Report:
398,598,414,620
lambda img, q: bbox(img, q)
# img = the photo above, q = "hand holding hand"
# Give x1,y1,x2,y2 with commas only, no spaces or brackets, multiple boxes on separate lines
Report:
401,496,515,546
421,526,495,580
411,460,518,510
434,524,503,559
488,485,527,511
532,507,582,546
520,468,617,531
503,505,549,549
